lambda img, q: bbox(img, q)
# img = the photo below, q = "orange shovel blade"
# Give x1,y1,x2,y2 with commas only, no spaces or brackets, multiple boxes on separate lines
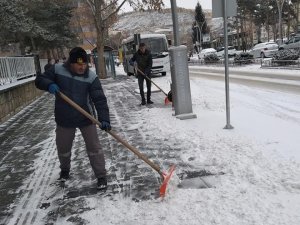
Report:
159,165,176,197
164,96,170,105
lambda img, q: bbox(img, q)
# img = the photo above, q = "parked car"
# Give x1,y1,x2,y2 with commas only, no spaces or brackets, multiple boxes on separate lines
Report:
216,46,241,58
279,35,300,50
198,48,217,59
249,42,278,58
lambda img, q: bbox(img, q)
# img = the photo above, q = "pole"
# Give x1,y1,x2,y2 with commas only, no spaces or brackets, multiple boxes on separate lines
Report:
277,0,284,45
196,22,205,53
169,0,196,120
170,0,180,46
223,0,233,129
298,0,300,32
197,25,200,53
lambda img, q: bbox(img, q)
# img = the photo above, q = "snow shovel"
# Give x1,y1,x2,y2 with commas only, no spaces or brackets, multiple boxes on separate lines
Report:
135,67,172,105
58,92,175,197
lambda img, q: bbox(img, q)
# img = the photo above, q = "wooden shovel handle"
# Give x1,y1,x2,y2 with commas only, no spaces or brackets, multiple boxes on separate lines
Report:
135,67,168,96
58,92,163,177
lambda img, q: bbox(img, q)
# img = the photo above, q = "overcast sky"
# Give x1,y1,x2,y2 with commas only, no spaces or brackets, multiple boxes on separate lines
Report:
120,0,212,13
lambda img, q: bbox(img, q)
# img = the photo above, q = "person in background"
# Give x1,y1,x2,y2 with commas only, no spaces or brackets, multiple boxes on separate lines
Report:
62,57,67,63
35,47,111,190
55,59,59,64
129,43,153,105
44,58,53,71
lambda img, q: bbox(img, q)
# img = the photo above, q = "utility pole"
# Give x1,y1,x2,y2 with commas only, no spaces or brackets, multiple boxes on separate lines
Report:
169,0,197,120
170,0,180,46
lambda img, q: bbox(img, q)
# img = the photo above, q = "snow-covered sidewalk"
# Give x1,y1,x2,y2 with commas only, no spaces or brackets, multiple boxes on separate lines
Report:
0,65,300,225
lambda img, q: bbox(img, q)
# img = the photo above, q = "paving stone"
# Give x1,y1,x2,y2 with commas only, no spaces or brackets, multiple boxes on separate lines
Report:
0,75,190,224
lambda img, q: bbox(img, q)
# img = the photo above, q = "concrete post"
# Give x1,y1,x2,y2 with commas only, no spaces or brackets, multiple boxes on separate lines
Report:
169,45,197,120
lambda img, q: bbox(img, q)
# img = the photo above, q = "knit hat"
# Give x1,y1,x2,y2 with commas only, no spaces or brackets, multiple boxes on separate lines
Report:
69,47,88,64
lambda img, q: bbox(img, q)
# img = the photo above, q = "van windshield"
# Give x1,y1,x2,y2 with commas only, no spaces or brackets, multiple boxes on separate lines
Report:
142,38,168,54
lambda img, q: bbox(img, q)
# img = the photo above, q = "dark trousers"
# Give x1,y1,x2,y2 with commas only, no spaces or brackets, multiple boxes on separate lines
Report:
137,74,151,101
56,124,106,178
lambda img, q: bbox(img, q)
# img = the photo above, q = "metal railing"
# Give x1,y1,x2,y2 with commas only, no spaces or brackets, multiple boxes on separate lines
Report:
188,58,261,66
261,59,300,69
0,57,36,86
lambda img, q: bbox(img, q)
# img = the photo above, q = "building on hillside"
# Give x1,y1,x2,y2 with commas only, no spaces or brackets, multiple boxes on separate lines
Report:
70,1,97,52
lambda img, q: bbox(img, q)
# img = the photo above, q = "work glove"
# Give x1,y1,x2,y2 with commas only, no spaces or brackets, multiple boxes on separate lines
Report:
48,83,60,94
100,121,111,131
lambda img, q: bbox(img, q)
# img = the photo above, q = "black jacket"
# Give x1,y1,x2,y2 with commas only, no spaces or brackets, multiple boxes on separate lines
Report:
130,49,153,76
35,63,110,128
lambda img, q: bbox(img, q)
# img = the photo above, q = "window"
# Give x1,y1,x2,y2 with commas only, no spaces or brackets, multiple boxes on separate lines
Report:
142,38,168,54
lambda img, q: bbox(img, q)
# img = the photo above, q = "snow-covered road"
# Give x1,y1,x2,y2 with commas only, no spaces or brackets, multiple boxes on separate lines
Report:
189,64,300,94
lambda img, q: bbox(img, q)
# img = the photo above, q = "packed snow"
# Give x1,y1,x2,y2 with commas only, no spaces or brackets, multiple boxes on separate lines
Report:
3,63,300,224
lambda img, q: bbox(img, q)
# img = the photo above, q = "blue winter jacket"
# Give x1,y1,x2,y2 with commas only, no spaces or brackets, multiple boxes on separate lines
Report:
35,63,110,128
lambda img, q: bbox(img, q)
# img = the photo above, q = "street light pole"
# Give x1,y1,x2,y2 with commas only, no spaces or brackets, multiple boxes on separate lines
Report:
195,24,200,55
196,22,205,53
169,0,197,120
170,0,180,46
223,0,233,129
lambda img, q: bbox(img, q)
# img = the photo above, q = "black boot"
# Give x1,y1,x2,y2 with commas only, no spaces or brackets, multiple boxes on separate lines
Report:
141,99,146,105
147,99,154,104
59,170,70,181
97,177,108,190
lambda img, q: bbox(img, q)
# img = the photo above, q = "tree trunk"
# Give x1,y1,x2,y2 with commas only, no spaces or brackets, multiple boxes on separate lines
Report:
51,49,56,59
236,17,241,50
297,1,300,32
46,49,51,59
96,33,107,79
250,17,254,46
94,0,107,79
30,35,36,52
60,47,65,58
257,25,262,43
272,25,277,40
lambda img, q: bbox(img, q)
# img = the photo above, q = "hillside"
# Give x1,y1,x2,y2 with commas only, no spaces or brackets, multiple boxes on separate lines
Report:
113,9,194,34
111,8,223,46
